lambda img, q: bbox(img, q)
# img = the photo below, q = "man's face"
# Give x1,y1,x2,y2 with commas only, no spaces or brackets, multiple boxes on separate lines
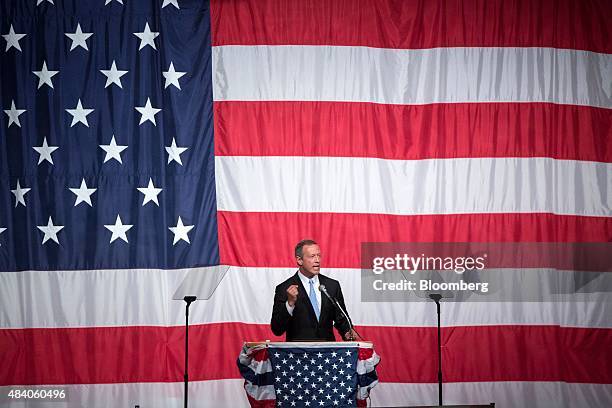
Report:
297,244,321,277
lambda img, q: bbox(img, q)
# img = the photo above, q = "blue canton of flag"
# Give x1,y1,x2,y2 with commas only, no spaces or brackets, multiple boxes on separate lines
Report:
269,347,359,408
0,0,219,272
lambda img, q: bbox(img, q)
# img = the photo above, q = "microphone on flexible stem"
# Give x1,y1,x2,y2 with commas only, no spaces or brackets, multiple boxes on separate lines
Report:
319,285,363,341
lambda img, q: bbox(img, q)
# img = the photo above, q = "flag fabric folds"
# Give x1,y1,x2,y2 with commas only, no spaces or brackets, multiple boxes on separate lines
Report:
1,0,611,407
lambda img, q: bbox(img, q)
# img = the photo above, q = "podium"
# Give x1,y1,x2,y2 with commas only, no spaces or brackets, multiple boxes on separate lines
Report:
238,341,380,407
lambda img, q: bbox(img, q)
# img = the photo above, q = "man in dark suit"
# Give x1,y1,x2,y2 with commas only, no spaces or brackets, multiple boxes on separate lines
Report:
271,239,357,341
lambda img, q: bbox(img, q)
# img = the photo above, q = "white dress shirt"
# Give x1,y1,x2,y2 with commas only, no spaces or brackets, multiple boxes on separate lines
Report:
286,272,322,317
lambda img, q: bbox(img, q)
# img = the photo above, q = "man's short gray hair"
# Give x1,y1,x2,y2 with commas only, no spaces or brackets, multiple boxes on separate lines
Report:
295,239,318,258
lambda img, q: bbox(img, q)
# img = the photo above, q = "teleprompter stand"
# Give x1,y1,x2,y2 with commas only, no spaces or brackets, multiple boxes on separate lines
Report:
397,268,493,407
172,265,230,408
429,293,443,406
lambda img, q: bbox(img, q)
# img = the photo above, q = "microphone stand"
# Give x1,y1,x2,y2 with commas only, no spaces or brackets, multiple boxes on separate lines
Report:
183,295,197,408
429,293,443,406
320,286,364,341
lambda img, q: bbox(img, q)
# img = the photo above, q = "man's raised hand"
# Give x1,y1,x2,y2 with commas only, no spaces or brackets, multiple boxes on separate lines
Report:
287,284,299,307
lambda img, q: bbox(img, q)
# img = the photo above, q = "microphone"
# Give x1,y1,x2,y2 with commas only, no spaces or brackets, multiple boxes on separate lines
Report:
319,285,362,341
319,285,333,302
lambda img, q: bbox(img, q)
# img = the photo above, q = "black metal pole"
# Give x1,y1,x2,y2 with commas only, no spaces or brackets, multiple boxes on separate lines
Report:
436,300,442,406
429,294,443,406
183,296,197,408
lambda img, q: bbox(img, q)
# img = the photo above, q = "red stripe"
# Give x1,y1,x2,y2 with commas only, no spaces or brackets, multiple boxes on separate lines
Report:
252,347,269,362
358,348,374,360
1,324,610,385
0,323,283,386
214,102,612,163
218,212,612,268
361,325,612,384
245,393,276,408
210,0,612,53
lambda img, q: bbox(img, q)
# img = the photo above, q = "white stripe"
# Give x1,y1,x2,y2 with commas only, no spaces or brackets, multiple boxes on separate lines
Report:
1,267,611,329
358,379,379,399
356,352,381,375
215,156,612,217
244,383,275,401
212,45,612,108
238,344,271,373
1,380,610,407
240,356,272,375
370,381,612,408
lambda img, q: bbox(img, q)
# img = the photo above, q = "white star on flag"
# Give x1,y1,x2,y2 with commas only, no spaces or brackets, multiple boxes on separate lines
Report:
0,227,5,246
137,178,163,206
2,24,26,52
99,135,128,163
4,100,26,128
66,99,94,127
104,215,133,243
169,216,194,245
36,0,54,5
162,0,180,9
11,180,31,207
100,60,128,88
32,137,59,165
32,61,59,89
133,22,159,50
163,62,186,90
37,217,64,245
165,138,188,165
105,0,123,5
65,23,93,51
69,178,97,207
135,98,161,125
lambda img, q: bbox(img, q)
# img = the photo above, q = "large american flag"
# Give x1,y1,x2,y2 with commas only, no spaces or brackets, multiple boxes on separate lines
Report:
1,0,611,407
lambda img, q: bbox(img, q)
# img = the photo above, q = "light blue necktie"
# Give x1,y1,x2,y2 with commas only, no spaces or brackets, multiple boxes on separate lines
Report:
308,279,320,321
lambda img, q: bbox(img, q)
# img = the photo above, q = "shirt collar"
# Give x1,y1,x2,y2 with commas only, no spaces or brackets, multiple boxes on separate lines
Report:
297,271,319,288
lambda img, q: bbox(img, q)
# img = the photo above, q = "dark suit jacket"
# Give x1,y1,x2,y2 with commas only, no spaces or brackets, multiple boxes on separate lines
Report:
271,272,352,341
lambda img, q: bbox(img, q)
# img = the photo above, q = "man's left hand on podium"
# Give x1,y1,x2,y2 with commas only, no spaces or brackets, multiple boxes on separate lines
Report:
344,329,358,341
